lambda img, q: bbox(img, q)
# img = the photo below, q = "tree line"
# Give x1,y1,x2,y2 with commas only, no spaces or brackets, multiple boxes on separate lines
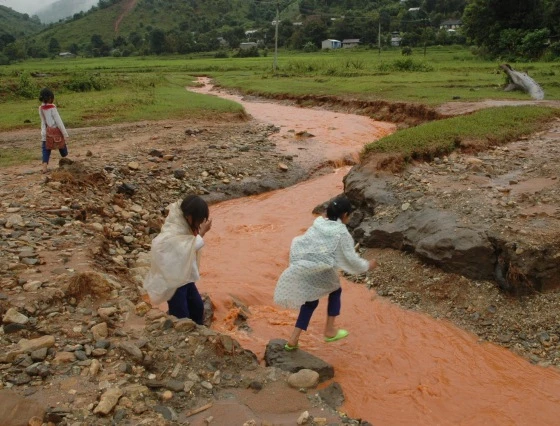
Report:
0,0,558,63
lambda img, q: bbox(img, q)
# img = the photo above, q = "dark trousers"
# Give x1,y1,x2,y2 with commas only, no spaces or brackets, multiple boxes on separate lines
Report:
167,282,204,325
42,140,68,164
295,287,342,331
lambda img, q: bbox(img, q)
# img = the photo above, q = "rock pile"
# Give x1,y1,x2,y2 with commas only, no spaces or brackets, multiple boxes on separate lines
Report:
347,124,560,294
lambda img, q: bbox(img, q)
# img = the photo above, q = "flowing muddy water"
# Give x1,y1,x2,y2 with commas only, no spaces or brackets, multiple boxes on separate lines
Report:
191,83,560,424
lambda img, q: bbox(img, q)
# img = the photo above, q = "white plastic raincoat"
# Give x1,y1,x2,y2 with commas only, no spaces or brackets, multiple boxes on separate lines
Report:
143,201,200,305
274,216,369,309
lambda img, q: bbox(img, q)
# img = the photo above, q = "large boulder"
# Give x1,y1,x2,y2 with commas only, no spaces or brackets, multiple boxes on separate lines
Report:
356,209,496,280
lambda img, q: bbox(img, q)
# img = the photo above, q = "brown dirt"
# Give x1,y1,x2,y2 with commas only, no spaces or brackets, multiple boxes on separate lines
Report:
114,0,139,34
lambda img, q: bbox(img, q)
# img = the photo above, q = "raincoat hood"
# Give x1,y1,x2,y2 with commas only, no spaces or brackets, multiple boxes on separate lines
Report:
311,216,347,237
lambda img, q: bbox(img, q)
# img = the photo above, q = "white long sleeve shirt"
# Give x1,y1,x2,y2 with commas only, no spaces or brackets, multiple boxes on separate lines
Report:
39,104,69,141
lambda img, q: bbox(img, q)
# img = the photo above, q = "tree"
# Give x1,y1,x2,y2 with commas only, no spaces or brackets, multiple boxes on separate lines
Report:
149,28,166,54
90,34,110,57
49,37,60,54
0,34,16,50
462,0,547,57
301,16,328,48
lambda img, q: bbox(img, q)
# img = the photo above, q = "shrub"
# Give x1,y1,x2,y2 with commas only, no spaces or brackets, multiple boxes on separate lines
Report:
303,42,318,53
378,58,434,72
16,71,38,99
214,50,229,58
66,74,109,92
401,46,412,56
234,46,259,57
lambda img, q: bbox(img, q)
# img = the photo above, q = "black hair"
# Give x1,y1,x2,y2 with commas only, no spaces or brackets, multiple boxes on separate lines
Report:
180,195,209,227
326,195,354,221
39,87,54,103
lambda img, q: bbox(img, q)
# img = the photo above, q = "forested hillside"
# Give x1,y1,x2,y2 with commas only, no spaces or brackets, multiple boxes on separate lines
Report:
0,0,558,63
0,5,43,50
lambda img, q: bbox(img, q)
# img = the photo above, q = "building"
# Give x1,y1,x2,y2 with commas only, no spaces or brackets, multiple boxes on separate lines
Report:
440,19,462,31
342,39,360,48
391,32,402,47
58,52,76,58
239,42,258,50
321,39,342,49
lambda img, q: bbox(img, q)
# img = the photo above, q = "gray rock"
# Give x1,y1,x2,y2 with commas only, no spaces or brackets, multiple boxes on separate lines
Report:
318,382,345,409
357,209,495,280
119,342,144,363
2,308,29,325
93,387,123,415
264,339,334,383
287,369,319,389
153,406,178,421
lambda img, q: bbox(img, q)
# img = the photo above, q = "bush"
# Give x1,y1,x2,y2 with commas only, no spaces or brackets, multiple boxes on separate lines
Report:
401,46,412,56
234,46,259,58
378,58,434,72
66,74,108,92
214,50,229,58
16,71,38,99
303,42,318,53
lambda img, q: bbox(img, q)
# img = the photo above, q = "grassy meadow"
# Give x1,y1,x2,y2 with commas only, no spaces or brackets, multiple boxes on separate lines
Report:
1,46,559,167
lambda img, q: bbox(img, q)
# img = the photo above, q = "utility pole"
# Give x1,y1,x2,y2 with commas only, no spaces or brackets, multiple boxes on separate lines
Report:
378,20,381,56
273,1,279,74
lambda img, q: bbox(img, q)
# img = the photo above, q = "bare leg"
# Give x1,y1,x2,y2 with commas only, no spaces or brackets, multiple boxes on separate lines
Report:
287,327,303,347
325,316,337,338
42,162,48,173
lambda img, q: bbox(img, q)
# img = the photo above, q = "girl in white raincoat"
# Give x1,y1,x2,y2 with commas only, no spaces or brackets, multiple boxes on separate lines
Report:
143,195,212,324
274,195,377,350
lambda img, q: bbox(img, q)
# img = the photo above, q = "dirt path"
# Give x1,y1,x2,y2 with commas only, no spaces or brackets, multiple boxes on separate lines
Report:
114,0,139,33
436,99,560,115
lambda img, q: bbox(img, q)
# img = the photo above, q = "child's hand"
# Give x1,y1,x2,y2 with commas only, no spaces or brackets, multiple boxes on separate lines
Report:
199,218,212,237
368,259,378,270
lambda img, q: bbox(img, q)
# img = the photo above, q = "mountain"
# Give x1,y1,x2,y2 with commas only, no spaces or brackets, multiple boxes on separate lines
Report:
35,0,99,24
14,0,468,58
0,5,43,39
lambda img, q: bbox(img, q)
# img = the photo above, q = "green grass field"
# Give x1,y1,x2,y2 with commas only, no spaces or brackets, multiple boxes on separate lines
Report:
364,106,560,165
1,46,559,168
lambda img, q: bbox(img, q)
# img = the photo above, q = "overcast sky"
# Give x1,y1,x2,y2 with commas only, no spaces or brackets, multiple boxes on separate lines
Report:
0,0,57,14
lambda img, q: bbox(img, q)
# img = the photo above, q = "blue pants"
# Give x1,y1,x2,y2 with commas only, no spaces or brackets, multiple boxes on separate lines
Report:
295,287,342,331
42,140,68,164
167,282,204,325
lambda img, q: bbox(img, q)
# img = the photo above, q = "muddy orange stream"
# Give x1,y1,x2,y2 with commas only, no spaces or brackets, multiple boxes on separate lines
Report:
191,82,560,423
201,171,560,424
191,77,394,166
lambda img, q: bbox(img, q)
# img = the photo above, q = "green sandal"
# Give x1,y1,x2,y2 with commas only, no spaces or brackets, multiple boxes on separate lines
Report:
325,329,349,343
284,343,299,351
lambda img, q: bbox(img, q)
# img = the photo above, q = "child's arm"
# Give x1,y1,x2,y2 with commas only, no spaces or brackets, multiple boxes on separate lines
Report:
52,107,69,138
38,107,47,141
336,232,370,274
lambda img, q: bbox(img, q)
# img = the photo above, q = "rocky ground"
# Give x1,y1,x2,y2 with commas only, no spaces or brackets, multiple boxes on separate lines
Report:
0,100,559,425
0,118,361,426
346,119,560,369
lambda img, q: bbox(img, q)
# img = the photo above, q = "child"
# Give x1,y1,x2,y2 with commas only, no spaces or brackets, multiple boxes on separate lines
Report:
274,195,377,350
38,88,69,174
143,195,212,324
